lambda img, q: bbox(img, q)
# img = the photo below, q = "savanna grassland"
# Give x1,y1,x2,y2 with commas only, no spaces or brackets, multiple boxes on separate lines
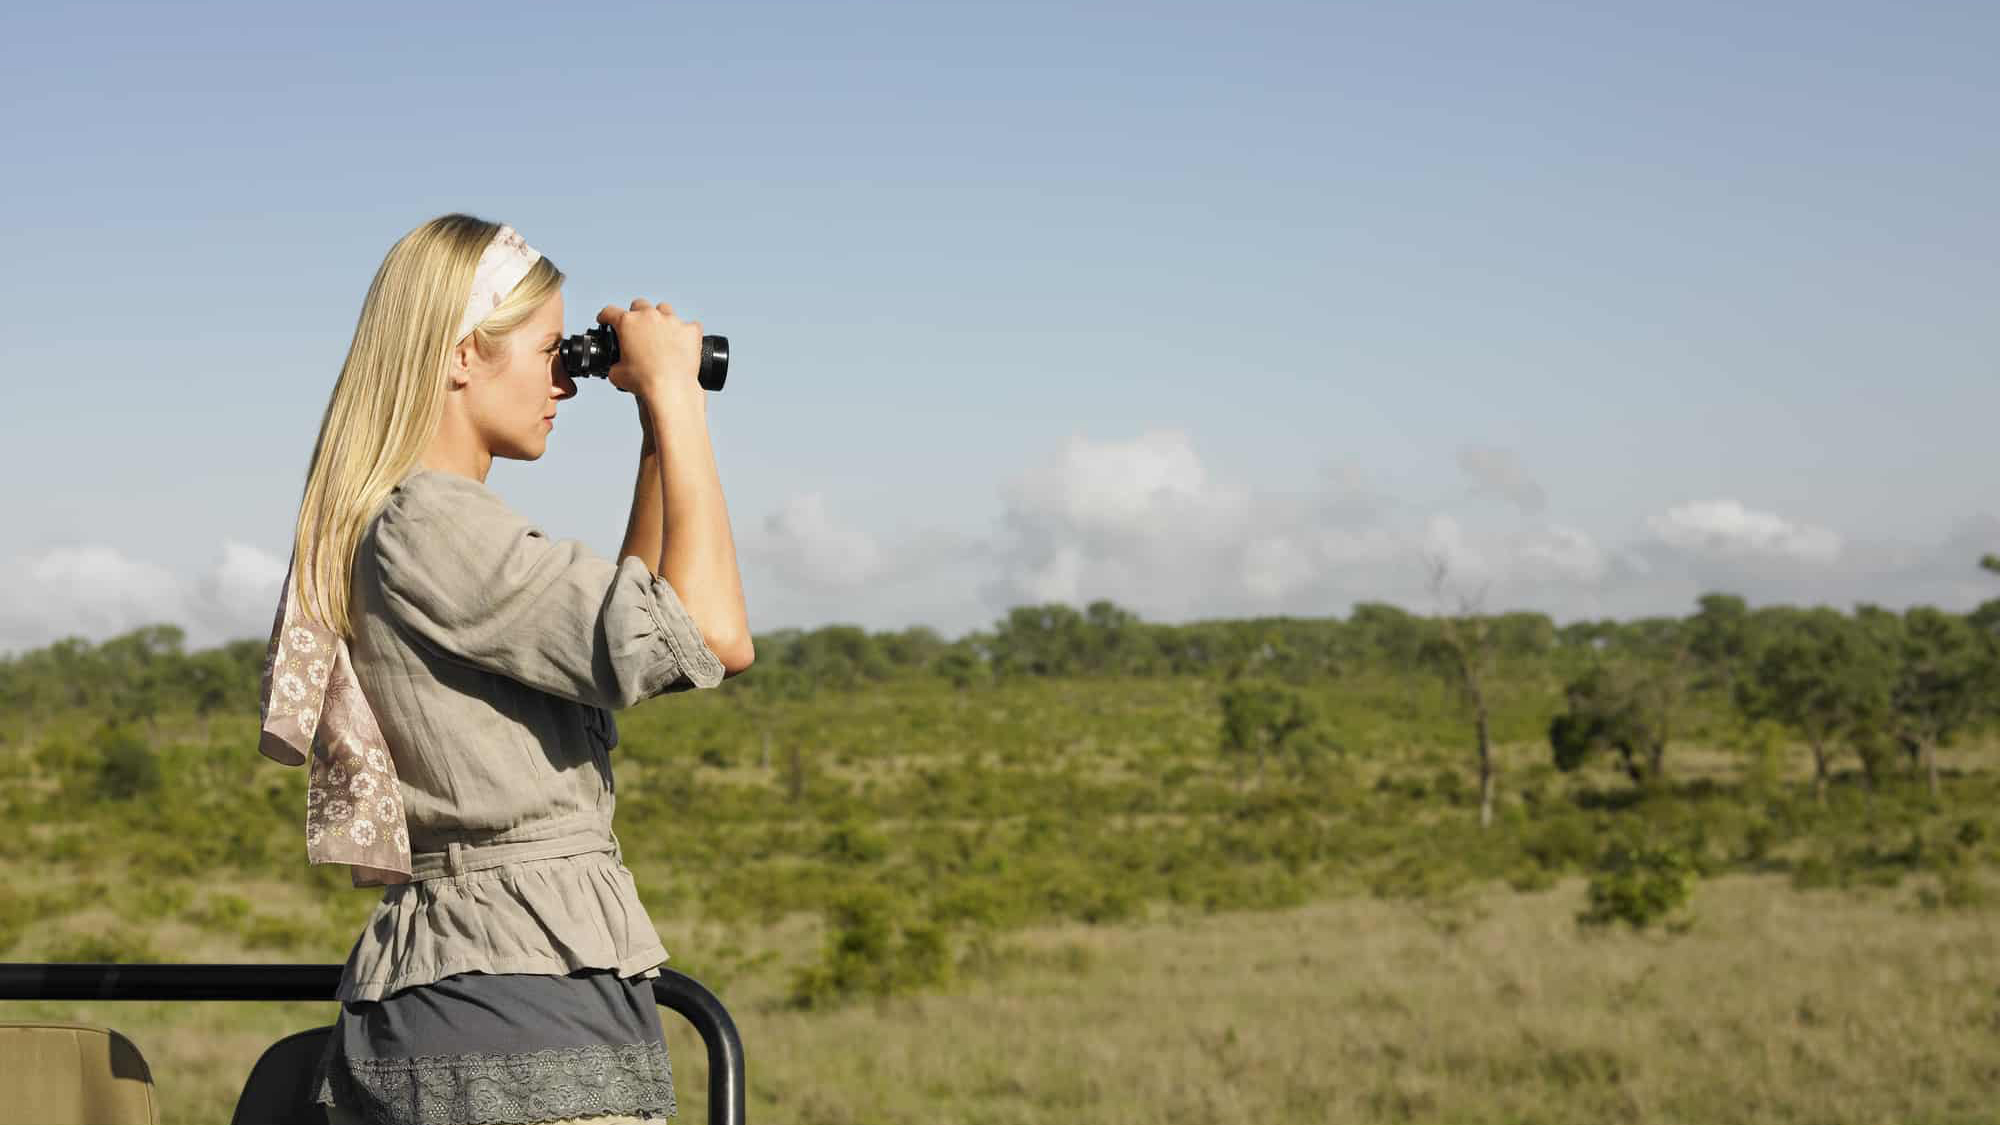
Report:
5,597,2000,1123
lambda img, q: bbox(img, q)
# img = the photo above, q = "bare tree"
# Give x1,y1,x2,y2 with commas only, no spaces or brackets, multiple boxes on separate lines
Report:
1425,555,1498,828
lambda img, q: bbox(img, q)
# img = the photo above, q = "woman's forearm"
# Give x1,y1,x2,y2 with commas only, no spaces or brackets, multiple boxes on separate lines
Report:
643,397,752,665
618,399,665,572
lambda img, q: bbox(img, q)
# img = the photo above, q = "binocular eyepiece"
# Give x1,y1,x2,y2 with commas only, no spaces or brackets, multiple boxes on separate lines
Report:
557,324,729,392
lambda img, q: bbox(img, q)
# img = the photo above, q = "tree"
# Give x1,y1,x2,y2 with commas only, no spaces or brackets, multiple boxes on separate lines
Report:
988,604,1087,678
1217,681,1318,785
1548,653,1685,786
1687,593,1750,694
1737,607,1892,803
1881,607,1987,801
1348,601,1429,671
1423,557,1499,828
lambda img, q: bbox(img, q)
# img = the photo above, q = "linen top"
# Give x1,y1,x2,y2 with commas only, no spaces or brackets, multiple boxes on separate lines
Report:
332,466,725,1002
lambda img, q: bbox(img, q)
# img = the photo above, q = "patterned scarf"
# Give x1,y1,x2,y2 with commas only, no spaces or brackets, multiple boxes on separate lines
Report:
257,555,412,886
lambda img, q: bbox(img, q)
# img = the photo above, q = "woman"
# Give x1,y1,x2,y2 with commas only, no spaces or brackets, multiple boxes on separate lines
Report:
280,213,752,1124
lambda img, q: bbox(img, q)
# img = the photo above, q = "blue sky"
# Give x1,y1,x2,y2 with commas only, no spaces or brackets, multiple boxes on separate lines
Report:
3,0,1997,654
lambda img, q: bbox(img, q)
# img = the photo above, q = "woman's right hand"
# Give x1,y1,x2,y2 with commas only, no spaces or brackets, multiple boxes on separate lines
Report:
596,298,706,410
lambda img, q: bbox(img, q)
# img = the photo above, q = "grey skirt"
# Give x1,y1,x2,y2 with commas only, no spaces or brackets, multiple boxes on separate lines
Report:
310,967,677,1125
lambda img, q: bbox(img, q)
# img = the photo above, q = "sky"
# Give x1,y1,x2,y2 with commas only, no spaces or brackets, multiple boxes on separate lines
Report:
2,0,1997,656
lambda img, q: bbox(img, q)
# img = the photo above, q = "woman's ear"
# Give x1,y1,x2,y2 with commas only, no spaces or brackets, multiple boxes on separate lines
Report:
447,337,476,390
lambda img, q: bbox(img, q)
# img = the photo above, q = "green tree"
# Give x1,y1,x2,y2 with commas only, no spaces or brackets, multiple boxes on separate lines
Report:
1548,653,1685,786
1687,592,1750,694
1880,607,1988,800
1217,681,1317,785
1738,607,1893,803
988,604,1087,678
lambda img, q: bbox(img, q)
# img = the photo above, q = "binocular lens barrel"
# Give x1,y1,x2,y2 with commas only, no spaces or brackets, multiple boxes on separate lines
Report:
558,324,729,392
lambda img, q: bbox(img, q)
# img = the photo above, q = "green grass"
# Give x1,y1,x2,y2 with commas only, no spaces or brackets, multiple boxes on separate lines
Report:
6,669,2000,1120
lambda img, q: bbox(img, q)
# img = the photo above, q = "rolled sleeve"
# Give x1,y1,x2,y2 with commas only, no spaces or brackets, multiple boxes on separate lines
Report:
371,471,726,710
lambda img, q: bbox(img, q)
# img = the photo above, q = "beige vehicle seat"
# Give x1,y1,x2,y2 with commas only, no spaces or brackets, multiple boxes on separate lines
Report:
0,1020,160,1125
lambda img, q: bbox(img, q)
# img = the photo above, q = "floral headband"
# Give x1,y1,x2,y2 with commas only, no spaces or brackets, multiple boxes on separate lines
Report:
454,223,543,343
257,222,543,886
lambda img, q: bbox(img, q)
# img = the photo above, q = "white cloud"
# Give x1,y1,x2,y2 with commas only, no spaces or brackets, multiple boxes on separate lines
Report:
1241,535,1316,600
0,541,288,655
758,492,884,588
1422,513,1489,587
1515,524,1608,584
12,445,2000,653
982,429,1256,619
1002,429,1237,540
1647,499,1841,563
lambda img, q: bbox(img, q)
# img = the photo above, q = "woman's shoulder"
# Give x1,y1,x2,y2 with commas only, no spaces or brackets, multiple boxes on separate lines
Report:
392,466,503,506
377,468,517,531
364,469,530,580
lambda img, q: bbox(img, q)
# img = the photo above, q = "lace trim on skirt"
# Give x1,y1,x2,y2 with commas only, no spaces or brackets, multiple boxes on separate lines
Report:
315,1040,677,1125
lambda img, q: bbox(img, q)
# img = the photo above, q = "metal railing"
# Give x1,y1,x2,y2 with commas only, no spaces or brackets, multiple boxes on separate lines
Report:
0,962,745,1125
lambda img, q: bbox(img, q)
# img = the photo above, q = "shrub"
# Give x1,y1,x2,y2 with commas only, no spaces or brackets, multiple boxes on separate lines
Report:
90,724,161,801
786,886,952,1008
819,818,889,865
1920,867,1992,911
1578,842,1697,930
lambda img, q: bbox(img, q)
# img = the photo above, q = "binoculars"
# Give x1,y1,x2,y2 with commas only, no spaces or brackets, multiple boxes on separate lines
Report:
557,324,730,392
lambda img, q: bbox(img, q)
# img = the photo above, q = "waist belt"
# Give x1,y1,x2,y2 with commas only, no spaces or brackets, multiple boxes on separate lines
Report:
406,826,622,882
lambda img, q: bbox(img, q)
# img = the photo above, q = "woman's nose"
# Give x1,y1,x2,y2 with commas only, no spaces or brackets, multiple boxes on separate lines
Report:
552,369,578,400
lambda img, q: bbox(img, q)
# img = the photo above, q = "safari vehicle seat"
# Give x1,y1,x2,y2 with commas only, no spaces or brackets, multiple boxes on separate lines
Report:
0,1020,161,1125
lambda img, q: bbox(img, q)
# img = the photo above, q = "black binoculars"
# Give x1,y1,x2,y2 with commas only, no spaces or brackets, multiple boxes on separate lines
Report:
557,324,729,392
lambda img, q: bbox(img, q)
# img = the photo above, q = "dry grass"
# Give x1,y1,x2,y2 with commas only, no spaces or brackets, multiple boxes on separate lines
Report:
8,874,2000,1124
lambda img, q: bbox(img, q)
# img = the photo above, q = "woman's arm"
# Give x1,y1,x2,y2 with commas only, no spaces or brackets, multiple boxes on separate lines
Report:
620,392,754,674
617,396,664,571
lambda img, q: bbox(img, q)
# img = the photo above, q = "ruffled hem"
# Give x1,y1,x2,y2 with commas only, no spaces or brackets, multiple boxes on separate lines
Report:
339,850,670,1003
315,1040,677,1124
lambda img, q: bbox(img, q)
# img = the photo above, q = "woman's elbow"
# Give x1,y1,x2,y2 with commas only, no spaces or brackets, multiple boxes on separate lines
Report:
711,632,755,677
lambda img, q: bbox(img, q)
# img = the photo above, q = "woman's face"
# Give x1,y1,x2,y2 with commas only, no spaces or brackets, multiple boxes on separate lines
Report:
461,291,576,461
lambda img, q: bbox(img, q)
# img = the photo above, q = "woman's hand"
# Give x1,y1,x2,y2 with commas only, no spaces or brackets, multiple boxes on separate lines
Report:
596,298,706,415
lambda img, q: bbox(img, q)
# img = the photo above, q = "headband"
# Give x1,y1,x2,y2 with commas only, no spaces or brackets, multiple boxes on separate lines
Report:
454,224,543,343
256,222,542,886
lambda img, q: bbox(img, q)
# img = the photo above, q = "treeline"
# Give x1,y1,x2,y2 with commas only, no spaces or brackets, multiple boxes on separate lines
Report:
5,589,2000,809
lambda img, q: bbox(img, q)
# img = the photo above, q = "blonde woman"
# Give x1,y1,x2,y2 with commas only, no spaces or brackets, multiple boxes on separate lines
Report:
285,213,752,1124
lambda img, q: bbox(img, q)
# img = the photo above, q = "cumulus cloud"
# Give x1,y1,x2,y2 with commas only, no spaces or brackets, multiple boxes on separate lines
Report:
1457,446,1547,515
12,442,2000,652
1002,429,1236,540
1514,524,1609,585
980,429,1257,619
758,492,885,588
0,540,287,655
1646,499,1841,564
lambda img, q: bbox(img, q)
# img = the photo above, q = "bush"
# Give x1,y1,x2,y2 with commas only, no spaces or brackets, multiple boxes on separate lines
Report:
1920,867,1992,911
819,818,889,865
90,724,160,801
1578,842,1697,930
786,886,953,1008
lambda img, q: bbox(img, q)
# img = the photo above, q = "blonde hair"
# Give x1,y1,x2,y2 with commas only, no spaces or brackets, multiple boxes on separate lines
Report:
290,213,565,638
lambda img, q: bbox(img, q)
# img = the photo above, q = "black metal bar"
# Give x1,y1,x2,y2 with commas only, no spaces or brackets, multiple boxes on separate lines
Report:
0,962,343,1002
652,968,748,1125
0,963,745,1125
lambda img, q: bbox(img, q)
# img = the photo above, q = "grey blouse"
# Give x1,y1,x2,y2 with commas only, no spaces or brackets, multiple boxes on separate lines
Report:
333,467,725,1002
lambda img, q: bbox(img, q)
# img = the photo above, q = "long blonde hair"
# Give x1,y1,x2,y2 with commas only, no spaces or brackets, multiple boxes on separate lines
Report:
291,213,565,638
